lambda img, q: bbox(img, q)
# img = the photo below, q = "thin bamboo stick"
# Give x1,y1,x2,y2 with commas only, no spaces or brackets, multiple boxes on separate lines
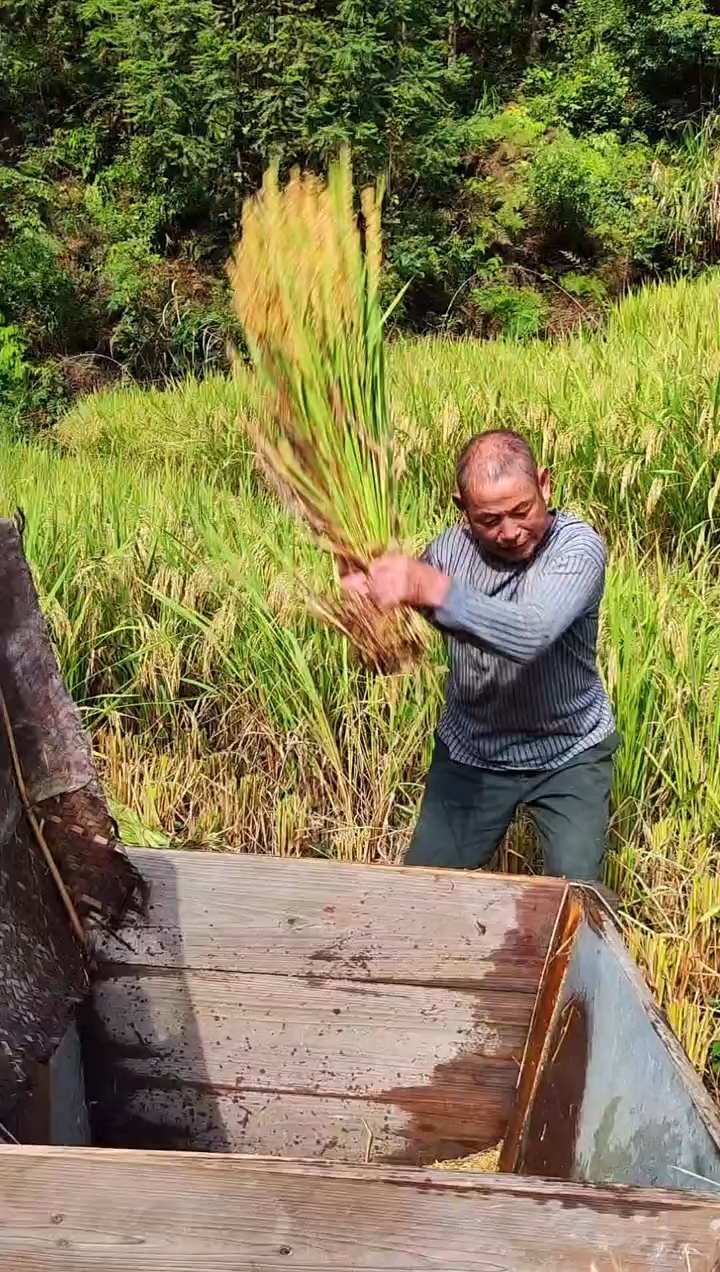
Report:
0,692,86,946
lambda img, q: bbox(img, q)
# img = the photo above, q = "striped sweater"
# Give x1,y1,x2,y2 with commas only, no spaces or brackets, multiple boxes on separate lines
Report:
422,511,615,771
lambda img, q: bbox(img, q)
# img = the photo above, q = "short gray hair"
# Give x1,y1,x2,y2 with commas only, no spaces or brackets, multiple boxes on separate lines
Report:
456,430,538,500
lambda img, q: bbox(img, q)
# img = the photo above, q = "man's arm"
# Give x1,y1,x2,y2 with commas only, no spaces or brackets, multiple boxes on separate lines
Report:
433,553,604,663
342,548,604,665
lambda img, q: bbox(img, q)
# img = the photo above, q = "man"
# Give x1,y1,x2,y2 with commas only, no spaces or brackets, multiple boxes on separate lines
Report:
342,429,618,880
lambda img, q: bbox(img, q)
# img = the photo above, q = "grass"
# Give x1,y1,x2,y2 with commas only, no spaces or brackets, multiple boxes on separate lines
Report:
3,272,719,1094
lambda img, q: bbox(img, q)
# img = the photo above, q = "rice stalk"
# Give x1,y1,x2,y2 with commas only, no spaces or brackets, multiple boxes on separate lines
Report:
228,151,425,673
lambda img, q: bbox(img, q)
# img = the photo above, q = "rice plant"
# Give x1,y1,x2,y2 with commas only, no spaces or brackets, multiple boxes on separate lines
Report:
227,151,425,672
653,114,720,264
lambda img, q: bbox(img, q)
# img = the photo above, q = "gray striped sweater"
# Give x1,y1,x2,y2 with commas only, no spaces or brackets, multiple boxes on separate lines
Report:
423,511,615,771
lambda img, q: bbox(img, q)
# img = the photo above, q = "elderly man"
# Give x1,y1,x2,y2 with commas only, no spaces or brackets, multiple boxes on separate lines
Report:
343,429,618,880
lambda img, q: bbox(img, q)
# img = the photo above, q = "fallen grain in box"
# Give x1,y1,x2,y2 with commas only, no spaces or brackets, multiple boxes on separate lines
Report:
433,1144,503,1172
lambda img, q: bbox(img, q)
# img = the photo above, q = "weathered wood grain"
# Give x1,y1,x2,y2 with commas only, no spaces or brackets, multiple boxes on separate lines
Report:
97,849,564,993
86,853,562,1164
89,969,529,1088
88,1082,512,1163
86,969,527,1163
0,1147,718,1271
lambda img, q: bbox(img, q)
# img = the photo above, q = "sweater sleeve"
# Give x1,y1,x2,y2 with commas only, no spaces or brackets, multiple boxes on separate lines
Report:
432,550,605,664
420,539,440,568
418,538,445,628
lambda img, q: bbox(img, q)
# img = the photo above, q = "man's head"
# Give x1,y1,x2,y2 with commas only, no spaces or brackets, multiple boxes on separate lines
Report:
455,430,551,563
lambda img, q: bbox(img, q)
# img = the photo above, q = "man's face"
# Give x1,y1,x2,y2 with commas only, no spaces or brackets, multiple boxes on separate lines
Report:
460,468,552,563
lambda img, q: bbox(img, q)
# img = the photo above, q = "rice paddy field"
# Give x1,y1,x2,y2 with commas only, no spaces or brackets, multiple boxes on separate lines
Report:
2,273,719,1097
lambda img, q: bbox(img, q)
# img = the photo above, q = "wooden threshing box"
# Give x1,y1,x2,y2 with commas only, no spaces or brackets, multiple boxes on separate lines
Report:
1,516,720,1270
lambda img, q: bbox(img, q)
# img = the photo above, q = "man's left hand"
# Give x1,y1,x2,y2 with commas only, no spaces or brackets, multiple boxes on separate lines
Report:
341,554,451,611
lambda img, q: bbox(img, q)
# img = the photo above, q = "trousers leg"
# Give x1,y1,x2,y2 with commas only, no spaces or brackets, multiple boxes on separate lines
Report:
405,736,521,870
524,733,619,881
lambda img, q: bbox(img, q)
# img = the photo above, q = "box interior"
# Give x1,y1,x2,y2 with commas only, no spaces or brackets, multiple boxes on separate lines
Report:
80,852,564,1167
9,850,720,1199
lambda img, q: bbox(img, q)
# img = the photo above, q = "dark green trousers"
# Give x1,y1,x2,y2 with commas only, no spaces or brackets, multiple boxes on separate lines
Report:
405,732,619,881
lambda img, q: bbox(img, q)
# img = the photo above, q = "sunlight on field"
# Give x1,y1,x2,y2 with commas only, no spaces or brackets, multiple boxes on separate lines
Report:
3,274,719,1092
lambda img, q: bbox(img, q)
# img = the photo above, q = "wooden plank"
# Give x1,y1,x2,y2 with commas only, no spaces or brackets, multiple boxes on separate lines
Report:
97,849,564,993
88,1083,511,1164
48,1024,90,1146
0,1146,719,1270
88,969,529,1089
511,898,720,1190
499,887,580,1172
85,970,527,1163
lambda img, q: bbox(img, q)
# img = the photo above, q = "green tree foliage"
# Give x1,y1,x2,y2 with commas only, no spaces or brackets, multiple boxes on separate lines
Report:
550,0,720,129
2,0,720,412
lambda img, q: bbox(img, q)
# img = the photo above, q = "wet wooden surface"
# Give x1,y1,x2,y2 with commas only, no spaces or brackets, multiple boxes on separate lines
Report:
99,849,564,993
88,1080,515,1162
86,851,563,1164
1,1146,719,1271
87,969,527,1163
90,969,529,1087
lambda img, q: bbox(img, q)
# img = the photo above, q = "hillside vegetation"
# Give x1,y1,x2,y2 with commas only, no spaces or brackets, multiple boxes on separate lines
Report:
4,0,720,423
1,274,718,1091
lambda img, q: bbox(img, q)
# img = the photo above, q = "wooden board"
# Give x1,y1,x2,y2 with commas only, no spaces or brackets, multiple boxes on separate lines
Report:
87,1083,512,1163
97,849,564,994
85,969,528,1163
1,1146,719,1271
86,853,564,1163
506,899,720,1190
89,969,529,1087
11,1025,90,1147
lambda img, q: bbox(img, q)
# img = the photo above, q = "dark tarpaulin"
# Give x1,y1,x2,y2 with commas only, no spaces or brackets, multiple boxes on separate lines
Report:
0,517,145,1126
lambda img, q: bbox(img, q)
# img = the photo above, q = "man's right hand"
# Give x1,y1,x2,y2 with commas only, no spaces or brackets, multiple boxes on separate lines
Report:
339,569,370,597
340,554,450,611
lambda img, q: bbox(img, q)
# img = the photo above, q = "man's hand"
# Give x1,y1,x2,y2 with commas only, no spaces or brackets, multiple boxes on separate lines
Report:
341,554,451,611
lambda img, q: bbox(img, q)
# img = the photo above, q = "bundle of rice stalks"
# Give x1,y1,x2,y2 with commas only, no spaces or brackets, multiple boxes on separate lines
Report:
228,151,426,673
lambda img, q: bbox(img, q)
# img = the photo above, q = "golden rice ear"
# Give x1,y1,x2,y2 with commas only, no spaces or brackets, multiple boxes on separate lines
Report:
360,181,383,302
226,151,424,673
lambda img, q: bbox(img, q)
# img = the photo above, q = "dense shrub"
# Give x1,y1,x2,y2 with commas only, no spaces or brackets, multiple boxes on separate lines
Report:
530,132,650,255
471,283,548,339
524,52,634,135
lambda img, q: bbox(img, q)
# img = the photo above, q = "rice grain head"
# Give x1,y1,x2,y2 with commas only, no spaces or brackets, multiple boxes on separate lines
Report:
228,152,424,673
